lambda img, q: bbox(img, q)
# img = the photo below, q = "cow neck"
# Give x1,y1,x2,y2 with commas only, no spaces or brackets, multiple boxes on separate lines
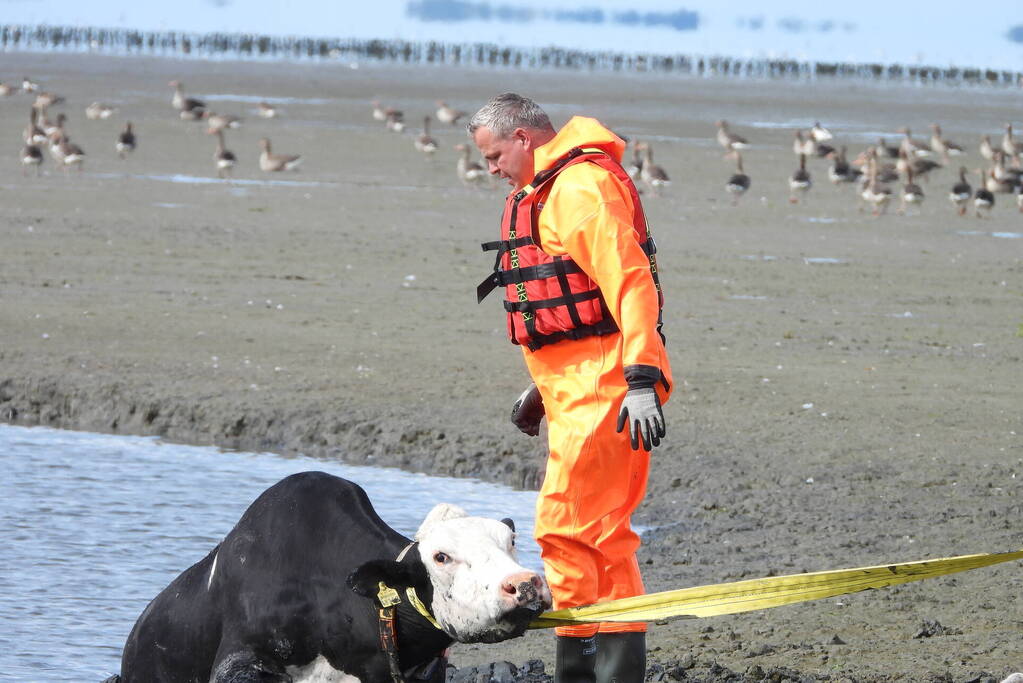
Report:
376,541,453,682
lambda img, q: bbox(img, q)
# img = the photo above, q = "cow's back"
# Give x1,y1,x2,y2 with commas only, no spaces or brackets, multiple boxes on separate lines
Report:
118,472,409,681
119,546,223,682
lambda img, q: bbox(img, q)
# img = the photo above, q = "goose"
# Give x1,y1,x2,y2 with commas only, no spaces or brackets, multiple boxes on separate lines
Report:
435,100,466,126
0,82,13,97
1002,123,1022,164
32,91,64,110
793,130,815,157
52,134,85,173
203,111,242,133
788,153,811,203
875,137,901,159
929,124,963,163
725,152,751,205
212,129,237,178
973,169,995,217
948,167,972,216
638,142,670,196
414,116,438,156
984,162,1017,194
21,143,43,176
625,141,644,180
23,109,47,145
979,135,997,161
897,167,925,215
454,143,488,187
169,80,206,114
809,121,833,143
1016,183,1023,213
21,77,39,93
85,102,117,120
715,120,749,156
371,100,388,122
180,107,205,121
896,148,941,182
827,146,861,185
45,113,67,143
48,130,66,165
385,109,405,133
259,137,302,172
897,127,932,158
991,151,1023,185
860,148,892,216
116,122,136,160
257,102,278,119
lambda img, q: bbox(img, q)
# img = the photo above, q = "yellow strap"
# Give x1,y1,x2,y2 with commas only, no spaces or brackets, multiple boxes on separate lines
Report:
406,587,442,630
529,548,1023,629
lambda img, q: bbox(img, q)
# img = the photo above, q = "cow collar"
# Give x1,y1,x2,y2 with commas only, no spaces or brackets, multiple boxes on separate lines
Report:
374,541,445,683
393,541,441,629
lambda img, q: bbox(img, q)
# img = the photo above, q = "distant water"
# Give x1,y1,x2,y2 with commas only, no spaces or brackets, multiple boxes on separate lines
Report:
0,424,539,682
1,0,1022,73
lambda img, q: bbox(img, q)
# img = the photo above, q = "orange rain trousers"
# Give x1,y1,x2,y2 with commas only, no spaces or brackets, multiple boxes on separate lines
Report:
514,115,672,637
526,333,672,637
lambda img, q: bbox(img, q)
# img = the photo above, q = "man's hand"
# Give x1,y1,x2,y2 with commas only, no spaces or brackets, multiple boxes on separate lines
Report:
616,365,666,451
511,384,545,436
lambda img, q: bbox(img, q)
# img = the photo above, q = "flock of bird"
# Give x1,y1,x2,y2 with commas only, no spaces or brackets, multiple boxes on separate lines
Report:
7,73,1022,217
699,118,1022,216
370,98,493,188
7,75,301,177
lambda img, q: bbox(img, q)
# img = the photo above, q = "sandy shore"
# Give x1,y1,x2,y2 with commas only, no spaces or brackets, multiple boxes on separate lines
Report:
1,51,1021,681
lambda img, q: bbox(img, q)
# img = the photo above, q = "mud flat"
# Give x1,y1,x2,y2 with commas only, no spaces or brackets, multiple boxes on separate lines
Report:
1,51,1021,680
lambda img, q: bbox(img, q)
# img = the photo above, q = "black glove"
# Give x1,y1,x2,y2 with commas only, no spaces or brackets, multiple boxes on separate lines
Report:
511,384,545,436
616,364,666,451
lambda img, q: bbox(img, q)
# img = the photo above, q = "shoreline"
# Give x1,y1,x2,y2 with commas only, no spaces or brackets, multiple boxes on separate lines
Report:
4,24,1022,88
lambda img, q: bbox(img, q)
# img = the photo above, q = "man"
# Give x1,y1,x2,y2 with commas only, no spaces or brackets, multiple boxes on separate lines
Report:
470,93,672,683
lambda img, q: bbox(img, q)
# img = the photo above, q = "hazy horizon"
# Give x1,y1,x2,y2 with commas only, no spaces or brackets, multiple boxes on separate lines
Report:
2,1,1021,71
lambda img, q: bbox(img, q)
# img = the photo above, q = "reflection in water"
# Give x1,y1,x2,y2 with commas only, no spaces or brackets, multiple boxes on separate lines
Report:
405,2,699,31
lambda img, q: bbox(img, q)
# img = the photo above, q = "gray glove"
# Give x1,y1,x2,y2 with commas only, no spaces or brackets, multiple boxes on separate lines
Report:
616,365,666,451
511,384,545,436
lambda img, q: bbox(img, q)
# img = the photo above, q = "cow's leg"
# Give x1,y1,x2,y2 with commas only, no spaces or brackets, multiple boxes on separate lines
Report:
210,647,289,683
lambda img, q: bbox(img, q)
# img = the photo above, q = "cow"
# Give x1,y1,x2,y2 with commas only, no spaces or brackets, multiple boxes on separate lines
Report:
103,471,551,682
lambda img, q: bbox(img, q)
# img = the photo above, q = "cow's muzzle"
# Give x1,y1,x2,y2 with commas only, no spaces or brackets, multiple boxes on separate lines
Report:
501,571,552,613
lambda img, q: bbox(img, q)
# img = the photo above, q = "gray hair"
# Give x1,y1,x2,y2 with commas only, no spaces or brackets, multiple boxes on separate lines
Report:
467,93,553,139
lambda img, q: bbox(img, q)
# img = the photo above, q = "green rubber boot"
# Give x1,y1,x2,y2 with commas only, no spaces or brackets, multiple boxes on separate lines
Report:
555,635,597,683
594,632,646,683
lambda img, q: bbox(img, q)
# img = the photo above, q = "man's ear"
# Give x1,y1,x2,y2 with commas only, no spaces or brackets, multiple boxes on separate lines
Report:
513,127,531,149
347,560,428,597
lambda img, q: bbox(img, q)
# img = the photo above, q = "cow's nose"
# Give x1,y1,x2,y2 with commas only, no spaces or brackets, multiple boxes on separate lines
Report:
501,571,547,608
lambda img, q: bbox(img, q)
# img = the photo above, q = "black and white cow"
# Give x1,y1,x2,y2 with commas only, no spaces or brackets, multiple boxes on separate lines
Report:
104,471,551,682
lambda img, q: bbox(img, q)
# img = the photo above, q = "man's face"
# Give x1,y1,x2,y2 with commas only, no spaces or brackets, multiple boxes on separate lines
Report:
472,126,535,190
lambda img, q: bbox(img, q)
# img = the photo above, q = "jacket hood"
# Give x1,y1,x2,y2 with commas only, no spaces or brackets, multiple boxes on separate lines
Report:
533,116,626,173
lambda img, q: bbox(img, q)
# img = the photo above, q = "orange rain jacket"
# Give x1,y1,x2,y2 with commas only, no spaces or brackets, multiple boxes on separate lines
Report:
511,117,672,637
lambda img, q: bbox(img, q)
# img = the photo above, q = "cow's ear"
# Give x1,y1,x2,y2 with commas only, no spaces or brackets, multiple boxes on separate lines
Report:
415,503,467,541
347,560,428,597
500,517,515,532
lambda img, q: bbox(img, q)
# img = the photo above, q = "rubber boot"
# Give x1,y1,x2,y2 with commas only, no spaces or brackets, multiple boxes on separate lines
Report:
555,635,597,683
594,632,646,683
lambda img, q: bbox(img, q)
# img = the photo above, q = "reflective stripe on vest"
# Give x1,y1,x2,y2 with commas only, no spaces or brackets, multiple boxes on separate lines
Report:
477,147,663,352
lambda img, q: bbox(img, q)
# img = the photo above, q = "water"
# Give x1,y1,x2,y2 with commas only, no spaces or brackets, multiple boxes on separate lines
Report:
0,424,539,682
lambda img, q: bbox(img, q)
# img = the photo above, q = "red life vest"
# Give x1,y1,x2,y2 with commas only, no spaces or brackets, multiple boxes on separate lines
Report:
477,147,662,351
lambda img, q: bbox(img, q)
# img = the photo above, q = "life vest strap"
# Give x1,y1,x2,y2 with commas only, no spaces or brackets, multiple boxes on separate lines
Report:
503,287,602,313
480,236,535,253
525,318,620,352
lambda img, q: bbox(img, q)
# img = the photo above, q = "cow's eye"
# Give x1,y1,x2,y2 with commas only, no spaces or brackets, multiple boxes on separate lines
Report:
433,552,450,564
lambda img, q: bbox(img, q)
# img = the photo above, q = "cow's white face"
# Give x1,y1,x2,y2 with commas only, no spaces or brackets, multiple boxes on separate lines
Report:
414,504,551,643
